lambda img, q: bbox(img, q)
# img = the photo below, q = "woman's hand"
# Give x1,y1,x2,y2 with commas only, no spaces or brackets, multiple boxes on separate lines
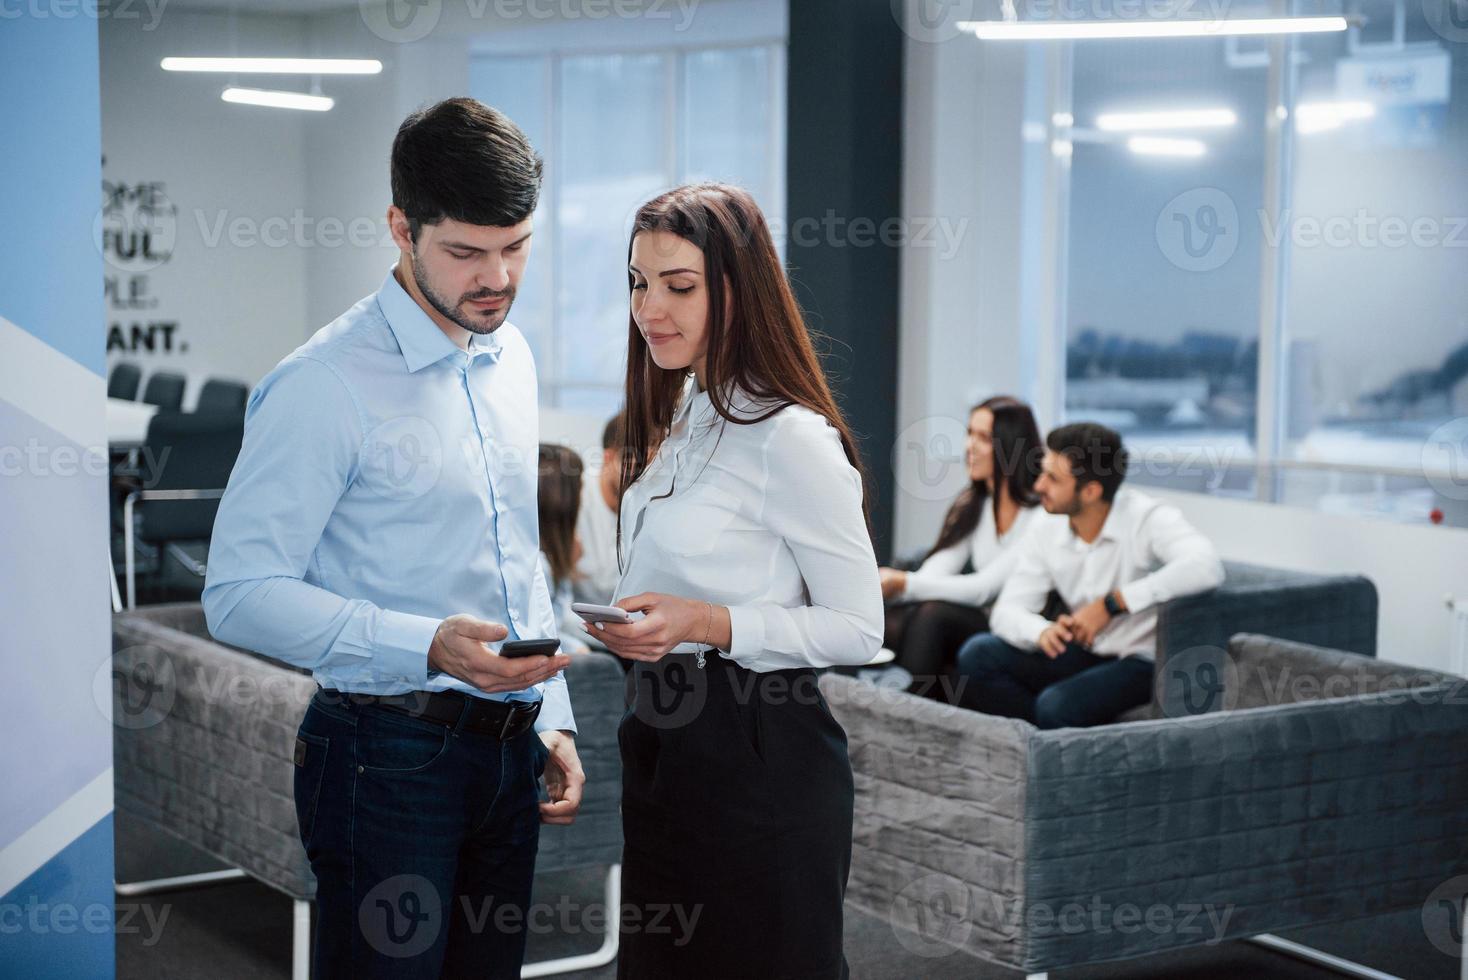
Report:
586,592,731,662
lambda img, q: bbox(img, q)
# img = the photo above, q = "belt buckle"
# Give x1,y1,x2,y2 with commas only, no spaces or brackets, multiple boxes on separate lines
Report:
499,702,529,741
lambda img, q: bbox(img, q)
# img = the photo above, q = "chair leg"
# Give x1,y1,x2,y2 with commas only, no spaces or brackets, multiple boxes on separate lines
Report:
293,899,311,980
1247,934,1404,979
124,492,138,609
520,863,622,978
114,868,247,896
109,543,123,614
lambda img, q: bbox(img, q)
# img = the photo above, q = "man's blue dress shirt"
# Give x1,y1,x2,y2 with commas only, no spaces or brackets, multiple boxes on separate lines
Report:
203,267,573,733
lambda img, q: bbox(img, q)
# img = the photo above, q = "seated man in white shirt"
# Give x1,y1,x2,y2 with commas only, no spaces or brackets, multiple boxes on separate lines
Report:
571,411,625,611
954,422,1225,729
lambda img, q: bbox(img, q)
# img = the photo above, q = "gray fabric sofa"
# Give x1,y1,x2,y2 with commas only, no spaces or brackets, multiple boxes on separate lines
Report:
823,633,1468,976
1148,560,1379,720
111,602,626,978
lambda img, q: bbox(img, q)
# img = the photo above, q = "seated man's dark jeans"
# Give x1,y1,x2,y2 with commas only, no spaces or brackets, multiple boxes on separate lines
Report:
954,632,1154,728
294,691,547,979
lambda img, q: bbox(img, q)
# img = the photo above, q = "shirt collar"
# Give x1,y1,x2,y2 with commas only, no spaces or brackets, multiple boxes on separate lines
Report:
376,266,504,373
673,374,719,430
1066,488,1129,549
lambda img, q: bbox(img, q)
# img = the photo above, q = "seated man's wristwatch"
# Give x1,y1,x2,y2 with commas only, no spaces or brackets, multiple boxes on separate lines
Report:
1103,590,1126,618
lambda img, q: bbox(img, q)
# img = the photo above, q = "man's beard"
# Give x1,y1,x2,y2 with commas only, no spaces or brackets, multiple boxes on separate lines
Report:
412,249,515,335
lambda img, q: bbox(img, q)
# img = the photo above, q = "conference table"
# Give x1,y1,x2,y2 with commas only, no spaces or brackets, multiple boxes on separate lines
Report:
107,397,158,449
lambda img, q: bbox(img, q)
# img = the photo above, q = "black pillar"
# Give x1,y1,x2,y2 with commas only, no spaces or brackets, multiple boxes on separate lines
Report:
786,0,904,562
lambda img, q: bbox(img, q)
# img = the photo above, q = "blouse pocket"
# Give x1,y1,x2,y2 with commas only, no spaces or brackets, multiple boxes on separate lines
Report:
654,483,743,558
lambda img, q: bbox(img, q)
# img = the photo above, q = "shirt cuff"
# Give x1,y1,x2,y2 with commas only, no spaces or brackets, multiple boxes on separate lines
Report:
1119,579,1159,616
725,605,764,667
372,610,440,687
534,675,577,734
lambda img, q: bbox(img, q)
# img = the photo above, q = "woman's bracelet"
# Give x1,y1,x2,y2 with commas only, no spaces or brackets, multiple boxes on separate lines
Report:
702,600,714,649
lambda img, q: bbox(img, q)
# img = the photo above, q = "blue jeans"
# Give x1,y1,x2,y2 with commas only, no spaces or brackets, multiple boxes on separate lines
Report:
954,633,1154,729
294,691,547,979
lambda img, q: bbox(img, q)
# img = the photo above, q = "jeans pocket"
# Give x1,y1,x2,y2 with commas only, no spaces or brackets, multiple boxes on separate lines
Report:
293,730,330,845
356,710,452,774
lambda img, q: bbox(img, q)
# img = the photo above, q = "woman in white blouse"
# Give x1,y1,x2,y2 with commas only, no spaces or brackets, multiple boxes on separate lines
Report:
875,396,1046,698
586,183,882,979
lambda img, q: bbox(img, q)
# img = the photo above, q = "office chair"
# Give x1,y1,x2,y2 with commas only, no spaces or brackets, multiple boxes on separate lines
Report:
196,379,249,416
140,371,186,412
108,362,142,400
123,411,244,608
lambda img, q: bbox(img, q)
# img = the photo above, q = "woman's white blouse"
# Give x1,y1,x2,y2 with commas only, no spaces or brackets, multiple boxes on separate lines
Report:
613,377,883,672
899,500,1046,608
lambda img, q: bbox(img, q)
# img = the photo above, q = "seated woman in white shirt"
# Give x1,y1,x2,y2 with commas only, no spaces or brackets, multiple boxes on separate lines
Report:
875,396,1045,699
586,183,882,980
536,443,591,655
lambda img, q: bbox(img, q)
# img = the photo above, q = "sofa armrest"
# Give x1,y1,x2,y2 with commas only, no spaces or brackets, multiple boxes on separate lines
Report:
534,652,625,874
1226,632,1464,711
1153,562,1378,719
1020,685,1468,973
820,674,1034,970
112,611,317,900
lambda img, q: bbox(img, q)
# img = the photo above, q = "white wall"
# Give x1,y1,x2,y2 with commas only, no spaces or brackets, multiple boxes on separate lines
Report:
100,10,313,406
895,3,1468,670
99,0,784,407
1149,489,1468,673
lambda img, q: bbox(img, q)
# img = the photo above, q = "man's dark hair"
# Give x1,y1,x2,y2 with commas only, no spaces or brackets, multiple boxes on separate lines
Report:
1047,422,1128,501
391,97,543,239
602,410,627,451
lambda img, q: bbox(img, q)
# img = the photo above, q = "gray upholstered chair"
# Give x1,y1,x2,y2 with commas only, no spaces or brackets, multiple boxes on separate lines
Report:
823,632,1468,978
111,603,626,980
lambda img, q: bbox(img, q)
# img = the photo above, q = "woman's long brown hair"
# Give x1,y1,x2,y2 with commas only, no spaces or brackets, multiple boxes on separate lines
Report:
537,443,584,586
618,183,870,552
925,396,1043,560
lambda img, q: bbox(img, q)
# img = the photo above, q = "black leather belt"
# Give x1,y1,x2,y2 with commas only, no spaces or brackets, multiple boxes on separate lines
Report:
319,688,541,741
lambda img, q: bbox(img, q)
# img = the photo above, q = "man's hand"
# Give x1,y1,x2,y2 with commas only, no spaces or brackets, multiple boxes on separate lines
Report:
586,592,729,662
1067,598,1112,649
1038,619,1074,659
428,614,570,694
878,567,908,602
537,730,584,825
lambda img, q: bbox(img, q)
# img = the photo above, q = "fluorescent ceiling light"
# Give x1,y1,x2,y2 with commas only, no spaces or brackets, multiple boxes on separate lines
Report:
958,16,1349,40
221,87,334,112
1127,135,1207,157
1294,100,1376,134
163,57,381,74
1096,107,1237,131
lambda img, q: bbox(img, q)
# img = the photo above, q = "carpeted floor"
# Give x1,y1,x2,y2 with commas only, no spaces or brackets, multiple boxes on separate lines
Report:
114,810,1456,979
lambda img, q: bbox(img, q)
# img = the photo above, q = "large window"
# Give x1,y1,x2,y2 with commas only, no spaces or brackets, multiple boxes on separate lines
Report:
1064,35,1269,497
1057,0,1468,526
472,43,786,416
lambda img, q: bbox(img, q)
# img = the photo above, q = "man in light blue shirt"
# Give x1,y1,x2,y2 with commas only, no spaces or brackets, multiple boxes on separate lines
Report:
203,98,583,979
